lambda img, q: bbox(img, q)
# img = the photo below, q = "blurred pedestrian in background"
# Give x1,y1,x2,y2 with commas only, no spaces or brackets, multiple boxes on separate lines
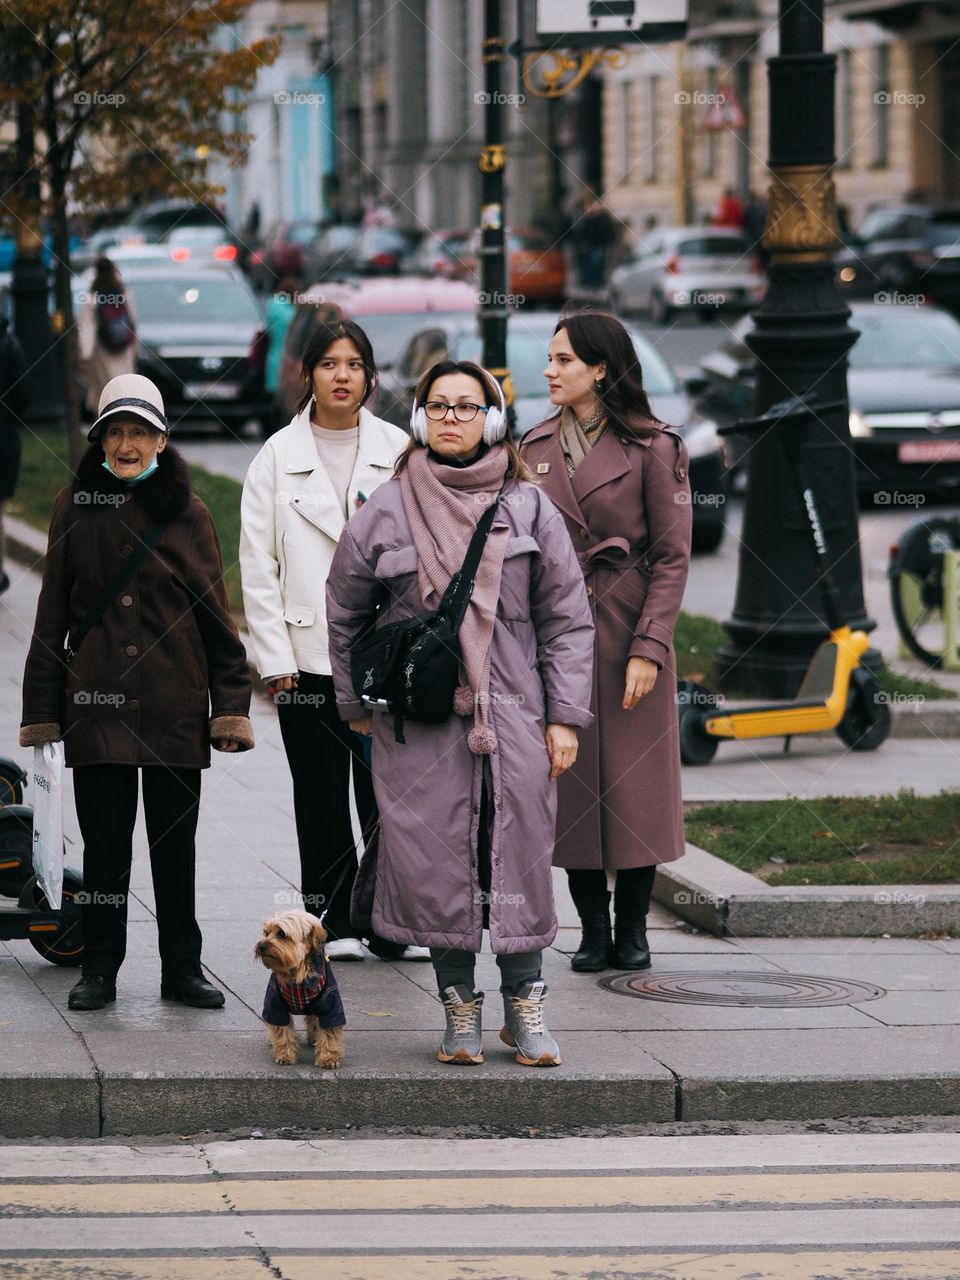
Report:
20,373,253,1012
523,313,691,976
78,257,138,421
264,275,300,401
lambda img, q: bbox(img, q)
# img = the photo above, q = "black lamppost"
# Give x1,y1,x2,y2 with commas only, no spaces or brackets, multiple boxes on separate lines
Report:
479,0,512,412
715,0,878,698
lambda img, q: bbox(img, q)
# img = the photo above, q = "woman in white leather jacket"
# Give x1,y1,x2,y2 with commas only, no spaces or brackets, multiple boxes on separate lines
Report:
240,318,425,961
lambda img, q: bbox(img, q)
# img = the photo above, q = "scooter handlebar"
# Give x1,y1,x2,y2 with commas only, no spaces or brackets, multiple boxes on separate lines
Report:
717,395,847,438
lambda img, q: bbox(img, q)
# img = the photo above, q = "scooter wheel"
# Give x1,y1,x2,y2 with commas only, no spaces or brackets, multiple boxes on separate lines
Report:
679,706,720,765
28,871,84,967
835,687,892,752
0,758,25,807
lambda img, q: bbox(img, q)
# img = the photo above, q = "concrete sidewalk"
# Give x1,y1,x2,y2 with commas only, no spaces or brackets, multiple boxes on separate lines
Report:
2,557,959,1137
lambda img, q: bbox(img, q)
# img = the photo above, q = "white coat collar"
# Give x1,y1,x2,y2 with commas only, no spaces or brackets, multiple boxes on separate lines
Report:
283,405,401,541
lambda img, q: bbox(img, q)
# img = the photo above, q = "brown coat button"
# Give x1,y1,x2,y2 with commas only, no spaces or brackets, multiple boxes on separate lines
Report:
127,699,139,711
120,545,133,557
125,644,138,657
586,586,594,597
120,595,133,607
579,527,589,539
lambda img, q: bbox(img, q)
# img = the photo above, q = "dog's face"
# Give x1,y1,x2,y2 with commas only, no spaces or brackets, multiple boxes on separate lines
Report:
255,911,327,978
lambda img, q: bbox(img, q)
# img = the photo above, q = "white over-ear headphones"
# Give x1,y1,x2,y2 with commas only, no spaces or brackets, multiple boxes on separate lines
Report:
410,370,509,446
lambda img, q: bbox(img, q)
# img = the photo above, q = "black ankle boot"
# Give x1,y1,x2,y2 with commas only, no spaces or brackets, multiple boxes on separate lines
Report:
612,918,651,970
572,913,613,972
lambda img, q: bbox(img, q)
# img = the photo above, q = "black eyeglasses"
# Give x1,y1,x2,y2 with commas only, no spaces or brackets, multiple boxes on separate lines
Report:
423,400,489,422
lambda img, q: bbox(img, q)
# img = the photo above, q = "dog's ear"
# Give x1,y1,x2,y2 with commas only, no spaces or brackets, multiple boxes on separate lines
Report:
306,914,328,952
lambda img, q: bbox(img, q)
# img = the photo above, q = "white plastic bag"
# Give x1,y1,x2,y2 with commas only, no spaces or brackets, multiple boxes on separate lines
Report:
32,743,65,910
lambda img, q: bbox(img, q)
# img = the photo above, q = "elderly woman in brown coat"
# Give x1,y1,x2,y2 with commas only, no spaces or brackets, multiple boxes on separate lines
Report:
521,312,691,973
20,374,254,1011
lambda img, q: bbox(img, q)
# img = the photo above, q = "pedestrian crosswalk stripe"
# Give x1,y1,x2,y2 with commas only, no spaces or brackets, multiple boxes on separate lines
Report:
2,1170,960,1215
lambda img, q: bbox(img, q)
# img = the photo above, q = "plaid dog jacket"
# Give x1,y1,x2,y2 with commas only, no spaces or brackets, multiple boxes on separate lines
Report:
262,952,346,1028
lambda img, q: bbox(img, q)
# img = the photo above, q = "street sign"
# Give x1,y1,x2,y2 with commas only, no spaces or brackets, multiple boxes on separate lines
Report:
535,0,686,44
702,84,746,131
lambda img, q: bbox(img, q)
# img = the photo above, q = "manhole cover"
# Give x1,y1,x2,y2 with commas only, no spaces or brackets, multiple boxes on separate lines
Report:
600,970,885,1008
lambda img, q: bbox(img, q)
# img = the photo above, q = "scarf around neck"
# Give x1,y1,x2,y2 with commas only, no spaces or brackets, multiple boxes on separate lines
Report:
399,444,510,754
559,404,607,476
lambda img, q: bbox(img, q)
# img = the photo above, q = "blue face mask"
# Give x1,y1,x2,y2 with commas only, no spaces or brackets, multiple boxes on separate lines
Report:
102,453,161,484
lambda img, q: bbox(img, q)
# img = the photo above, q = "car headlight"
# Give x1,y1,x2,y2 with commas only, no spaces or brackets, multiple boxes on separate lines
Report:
848,408,871,438
682,416,722,460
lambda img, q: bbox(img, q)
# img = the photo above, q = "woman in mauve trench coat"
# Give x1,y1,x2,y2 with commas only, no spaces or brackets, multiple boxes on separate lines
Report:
520,312,692,974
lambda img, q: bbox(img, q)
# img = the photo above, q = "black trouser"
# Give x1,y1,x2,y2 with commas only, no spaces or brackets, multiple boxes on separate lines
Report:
567,865,657,920
276,671,375,941
73,764,203,981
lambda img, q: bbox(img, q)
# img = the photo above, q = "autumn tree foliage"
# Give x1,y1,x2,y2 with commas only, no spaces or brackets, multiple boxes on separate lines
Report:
0,1,280,460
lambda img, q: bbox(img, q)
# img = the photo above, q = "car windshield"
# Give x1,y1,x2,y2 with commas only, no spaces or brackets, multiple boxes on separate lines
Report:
850,309,960,369
124,276,261,325
676,235,749,257
360,310,473,368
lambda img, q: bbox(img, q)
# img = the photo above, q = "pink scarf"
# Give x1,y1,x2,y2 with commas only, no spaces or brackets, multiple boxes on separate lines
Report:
399,445,510,754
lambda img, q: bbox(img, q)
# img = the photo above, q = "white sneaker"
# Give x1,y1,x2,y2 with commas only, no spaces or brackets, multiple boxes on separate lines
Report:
325,938,365,961
398,945,431,961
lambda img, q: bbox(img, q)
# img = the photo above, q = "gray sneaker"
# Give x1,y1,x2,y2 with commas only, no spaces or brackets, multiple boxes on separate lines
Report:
436,984,484,1064
500,978,561,1066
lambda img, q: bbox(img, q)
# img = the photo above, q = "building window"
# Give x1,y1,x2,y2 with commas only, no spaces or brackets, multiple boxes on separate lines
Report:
619,80,637,183
872,44,890,168
701,67,718,178
836,49,852,168
646,75,660,183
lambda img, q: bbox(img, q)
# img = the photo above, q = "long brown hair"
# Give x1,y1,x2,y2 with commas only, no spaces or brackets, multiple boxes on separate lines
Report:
554,311,661,439
393,359,531,480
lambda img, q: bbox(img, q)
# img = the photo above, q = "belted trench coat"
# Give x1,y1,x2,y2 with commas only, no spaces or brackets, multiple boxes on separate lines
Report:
520,413,691,870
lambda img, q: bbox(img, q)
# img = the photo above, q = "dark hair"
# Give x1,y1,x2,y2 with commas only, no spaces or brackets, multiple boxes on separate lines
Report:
554,311,660,438
298,319,378,416
394,359,530,480
91,256,123,294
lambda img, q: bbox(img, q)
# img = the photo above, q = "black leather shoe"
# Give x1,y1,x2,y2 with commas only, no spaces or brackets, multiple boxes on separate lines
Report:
68,974,116,1010
571,913,613,972
612,919,651,970
161,975,225,1008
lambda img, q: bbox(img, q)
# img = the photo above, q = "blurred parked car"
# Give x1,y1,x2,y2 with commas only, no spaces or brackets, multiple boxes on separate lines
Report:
607,226,765,322
159,224,243,267
271,275,477,431
834,205,960,312
247,220,322,291
128,198,229,240
301,222,363,282
696,301,960,499
410,229,473,279
379,311,727,550
73,264,269,436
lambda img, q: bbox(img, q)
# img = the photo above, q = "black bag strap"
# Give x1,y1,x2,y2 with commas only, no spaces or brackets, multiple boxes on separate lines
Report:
65,521,166,660
438,489,504,628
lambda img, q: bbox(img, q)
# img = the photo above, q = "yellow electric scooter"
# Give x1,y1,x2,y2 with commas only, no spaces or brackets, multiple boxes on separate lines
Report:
678,394,891,765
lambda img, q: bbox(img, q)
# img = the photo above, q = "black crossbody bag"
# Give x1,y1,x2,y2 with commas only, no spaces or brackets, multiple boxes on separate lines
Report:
350,492,502,745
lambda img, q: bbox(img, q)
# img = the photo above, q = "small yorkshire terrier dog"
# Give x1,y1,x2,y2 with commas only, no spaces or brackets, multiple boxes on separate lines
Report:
254,911,346,1068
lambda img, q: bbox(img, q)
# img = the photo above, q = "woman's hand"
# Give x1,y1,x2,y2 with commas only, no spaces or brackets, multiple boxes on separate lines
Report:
267,675,298,697
545,723,578,780
215,739,241,753
349,716,374,736
623,656,658,710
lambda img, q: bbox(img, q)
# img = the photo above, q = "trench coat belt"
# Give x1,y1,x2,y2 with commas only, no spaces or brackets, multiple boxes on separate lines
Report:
577,536,635,580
